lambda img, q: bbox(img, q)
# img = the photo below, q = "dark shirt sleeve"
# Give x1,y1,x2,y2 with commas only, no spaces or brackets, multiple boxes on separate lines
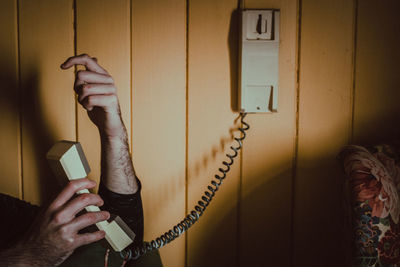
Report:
0,193,40,250
97,179,144,248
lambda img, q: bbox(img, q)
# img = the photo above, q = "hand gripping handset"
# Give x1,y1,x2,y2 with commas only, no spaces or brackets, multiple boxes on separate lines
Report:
46,141,135,252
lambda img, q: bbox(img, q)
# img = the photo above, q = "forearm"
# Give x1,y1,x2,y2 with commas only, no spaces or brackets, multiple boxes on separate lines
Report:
61,54,143,244
99,125,144,245
99,123,138,194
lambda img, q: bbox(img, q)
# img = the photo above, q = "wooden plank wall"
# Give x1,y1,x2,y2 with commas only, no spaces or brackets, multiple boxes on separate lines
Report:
19,0,75,204
131,1,186,266
1,0,400,266
0,0,20,198
75,0,132,186
187,1,241,266
353,0,400,144
294,0,355,266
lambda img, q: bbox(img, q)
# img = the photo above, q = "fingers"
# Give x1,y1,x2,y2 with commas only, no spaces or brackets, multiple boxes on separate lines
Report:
61,54,108,74
75,70,114,85
76,84,116,103
49,178,96,213
81,95,118,112
61,54,119,113
73,70,114,100
53,193,105,224
63,211,110,235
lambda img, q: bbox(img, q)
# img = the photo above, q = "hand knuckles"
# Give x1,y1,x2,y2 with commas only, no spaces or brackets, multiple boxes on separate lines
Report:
78,193,93,203
59,230,75,247
68,180,80,191
86,212,100,222
58,225,70,236
77,70,85,79
82,99,90,109
86,96,95,106
53,212,66,225
81,84,91,95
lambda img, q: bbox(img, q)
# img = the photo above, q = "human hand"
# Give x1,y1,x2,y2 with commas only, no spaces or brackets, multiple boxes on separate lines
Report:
61,54,125,138
20,178,109,266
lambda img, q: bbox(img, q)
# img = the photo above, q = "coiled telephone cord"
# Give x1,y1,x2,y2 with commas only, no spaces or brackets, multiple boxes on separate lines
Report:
121,112,250,261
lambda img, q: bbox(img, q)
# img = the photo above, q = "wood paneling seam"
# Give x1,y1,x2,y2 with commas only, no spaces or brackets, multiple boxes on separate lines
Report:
130,0,133,154
237,125,243,267
290,0,302,266
73,0,78,141
184,0,189,266
350,0,359,143
16,0,23,200
236,2,243,267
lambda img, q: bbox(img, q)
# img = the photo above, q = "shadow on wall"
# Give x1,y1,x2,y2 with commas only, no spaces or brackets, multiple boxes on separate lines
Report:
228,8,239,113
187,8,295,266
0,57,60,204
143,7,243,247
183,8,351,267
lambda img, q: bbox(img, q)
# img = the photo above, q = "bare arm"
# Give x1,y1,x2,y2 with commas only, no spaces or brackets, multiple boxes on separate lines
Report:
61,54,138,194
61,54,144,246
100,131,138,194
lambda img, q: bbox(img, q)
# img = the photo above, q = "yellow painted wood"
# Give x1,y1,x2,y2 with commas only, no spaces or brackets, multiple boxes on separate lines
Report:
240,0,297,266
353,0,400,144
131,1,186,266
75,0,131,188
188,0,242,266
19,0,75,204
294,0,355,265
0,0,21,198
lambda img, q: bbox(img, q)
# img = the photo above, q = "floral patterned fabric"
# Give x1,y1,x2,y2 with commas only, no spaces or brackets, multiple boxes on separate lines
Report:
340,144,400,266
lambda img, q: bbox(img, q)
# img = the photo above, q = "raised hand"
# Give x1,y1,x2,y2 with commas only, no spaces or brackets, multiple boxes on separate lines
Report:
61,54,125,138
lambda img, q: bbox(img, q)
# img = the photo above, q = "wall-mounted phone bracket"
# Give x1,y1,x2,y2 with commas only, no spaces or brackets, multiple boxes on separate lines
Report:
239,9,280,113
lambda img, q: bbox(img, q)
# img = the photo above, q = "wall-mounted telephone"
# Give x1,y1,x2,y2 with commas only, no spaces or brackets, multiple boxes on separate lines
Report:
239,9,280,113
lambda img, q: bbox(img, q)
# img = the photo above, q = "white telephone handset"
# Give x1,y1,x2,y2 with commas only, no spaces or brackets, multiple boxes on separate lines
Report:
46,141,136,252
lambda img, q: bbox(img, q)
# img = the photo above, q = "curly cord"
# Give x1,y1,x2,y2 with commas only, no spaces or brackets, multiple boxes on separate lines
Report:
121,112,250,261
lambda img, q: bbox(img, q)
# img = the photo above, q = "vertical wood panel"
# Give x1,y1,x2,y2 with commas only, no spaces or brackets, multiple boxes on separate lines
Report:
294,0,355,265
241,0,297,266
76,0,131,187
131,1,186,266
19,0,75,204
0,0,21,198
353,0,400,144
188,0,240,266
